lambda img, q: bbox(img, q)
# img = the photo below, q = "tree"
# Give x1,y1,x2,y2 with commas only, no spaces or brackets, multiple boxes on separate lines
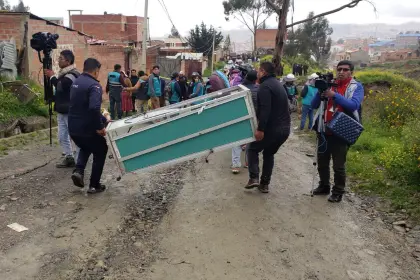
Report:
223,0,273,55
299,12,333,62
0,0,11,10
337,38,345,44
187,22,224,68
223,35,232,56
12,0,29,12
169,26,180,38
264,0,374,75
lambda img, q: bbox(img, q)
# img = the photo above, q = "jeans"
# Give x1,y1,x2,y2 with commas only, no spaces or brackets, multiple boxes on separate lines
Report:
57,113,80,159
231,146,242,168
109,95,122,120
248,129,289,184
317,134,349,195
300,104,314,130
71,134,108,187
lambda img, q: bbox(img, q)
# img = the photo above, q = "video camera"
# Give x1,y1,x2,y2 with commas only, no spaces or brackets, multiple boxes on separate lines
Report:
30,32,60,147
314,72,336,93
30,32,59,53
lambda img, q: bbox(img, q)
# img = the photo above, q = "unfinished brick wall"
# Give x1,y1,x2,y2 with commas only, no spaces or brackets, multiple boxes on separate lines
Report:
0,13,26,48
71,14,144,44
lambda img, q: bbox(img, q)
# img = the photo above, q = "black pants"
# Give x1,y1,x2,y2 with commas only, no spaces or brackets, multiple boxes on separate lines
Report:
131,95,136,112
317,134,349,195
248,128,290,185
71,134,108,187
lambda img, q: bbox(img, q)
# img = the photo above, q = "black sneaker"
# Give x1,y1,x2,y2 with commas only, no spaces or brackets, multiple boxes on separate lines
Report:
71,171,84,188
311,186,331,196
258,184,269,193
56,156,76,168
245,179,259,189
87,184,106,194
328,193,343,203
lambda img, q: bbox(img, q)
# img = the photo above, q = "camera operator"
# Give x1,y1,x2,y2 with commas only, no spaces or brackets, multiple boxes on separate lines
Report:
311,60,364,203
245,62,290,193
69,58,109,194
44,50,80,168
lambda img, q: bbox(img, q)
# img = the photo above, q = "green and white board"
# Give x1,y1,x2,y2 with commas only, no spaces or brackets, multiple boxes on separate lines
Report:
106,85,257,175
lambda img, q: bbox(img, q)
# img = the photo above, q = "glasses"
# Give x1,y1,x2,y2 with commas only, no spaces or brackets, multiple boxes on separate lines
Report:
337,68,350,72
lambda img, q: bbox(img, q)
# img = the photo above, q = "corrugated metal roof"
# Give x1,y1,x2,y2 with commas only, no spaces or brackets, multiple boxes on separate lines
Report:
398,34,420,37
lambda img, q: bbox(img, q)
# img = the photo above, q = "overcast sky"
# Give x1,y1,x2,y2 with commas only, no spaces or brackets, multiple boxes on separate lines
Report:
10,0,420,37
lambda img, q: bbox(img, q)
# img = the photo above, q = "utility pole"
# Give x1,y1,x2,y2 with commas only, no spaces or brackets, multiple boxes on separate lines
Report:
211,30,216,73
211,27,221,73
141,0,149,72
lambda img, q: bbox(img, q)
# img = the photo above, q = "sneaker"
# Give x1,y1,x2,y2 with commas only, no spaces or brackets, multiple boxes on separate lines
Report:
243,163,248,169
311,186,331,196
56,156,76,168
71,171,84,188
245,179,259,189
328,193,343,203
258,184,269,193
87,184,106,194
232,167,240,174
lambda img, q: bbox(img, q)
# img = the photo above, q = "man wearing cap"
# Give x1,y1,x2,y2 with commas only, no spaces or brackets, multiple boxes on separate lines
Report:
300,73,319,130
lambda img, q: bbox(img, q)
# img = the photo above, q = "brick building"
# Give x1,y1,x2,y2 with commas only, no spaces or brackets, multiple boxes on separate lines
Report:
158,37,191,56
0,12,161,98
396,33,420,49
70,14,144,46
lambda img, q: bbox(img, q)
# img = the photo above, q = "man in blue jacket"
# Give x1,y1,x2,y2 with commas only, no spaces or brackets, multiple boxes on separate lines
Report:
106,64,127,119
69,58,108,194
311,60,364,203
148,65,162,109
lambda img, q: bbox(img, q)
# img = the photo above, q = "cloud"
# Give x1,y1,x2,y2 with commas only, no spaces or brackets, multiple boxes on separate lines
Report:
390,6,420,18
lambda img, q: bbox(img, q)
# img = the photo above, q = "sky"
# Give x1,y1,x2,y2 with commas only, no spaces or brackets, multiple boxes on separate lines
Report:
8,0,420,38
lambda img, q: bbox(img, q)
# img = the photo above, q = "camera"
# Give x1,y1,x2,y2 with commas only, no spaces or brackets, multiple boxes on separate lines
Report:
30,32,59,53
314,72,336,93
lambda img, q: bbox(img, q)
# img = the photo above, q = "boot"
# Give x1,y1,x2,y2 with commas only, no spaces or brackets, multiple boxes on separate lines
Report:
71,170,84,188
56,156,75,168
88,184,106,194
328,193,343,203
245,178,259,189
258,184,269,193
311,185,330,196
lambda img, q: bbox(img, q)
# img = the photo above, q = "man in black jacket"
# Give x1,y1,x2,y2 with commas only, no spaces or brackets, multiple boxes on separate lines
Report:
69,58,108,194
44,50,80,168
245,62,291,193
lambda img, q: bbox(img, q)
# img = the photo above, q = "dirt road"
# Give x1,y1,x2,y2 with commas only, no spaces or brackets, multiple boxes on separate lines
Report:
0,133,419,280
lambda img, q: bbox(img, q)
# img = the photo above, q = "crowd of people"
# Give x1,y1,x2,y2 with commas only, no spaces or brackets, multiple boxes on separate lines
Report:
47,48,363,203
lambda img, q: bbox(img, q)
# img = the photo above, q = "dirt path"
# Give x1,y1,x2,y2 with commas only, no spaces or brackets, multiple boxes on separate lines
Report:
0,132,419,280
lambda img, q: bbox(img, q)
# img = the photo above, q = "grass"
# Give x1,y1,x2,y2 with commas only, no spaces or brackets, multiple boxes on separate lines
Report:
356,70,420,90
0,79,48,124
0,128,58,156
345,71,420,219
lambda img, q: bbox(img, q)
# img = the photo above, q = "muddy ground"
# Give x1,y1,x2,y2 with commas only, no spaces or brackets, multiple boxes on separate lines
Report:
0,132,420,280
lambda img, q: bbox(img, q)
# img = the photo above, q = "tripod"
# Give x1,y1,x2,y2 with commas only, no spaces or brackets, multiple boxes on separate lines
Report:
38,50,54,146
310,96,329,197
